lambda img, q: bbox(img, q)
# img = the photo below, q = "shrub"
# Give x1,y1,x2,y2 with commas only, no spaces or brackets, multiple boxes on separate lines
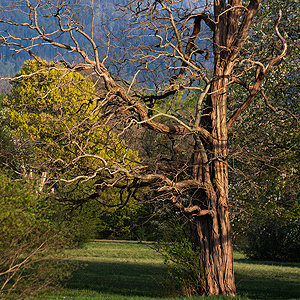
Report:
155,224,204,296
244,199,300,262
0,173,72,299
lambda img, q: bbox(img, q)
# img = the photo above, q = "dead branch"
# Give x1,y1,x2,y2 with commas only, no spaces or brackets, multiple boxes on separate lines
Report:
227,9,287,129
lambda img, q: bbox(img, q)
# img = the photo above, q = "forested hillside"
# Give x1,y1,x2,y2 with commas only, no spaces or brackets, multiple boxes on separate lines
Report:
0,0,212,87
0,0,125,77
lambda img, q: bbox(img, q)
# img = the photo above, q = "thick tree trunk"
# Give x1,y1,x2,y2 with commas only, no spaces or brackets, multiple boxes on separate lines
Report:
194,186,235,296
192,74,235,295
189,1,261,294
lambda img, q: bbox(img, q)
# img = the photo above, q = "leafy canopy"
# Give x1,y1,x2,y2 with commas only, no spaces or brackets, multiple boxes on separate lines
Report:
3,59,138,183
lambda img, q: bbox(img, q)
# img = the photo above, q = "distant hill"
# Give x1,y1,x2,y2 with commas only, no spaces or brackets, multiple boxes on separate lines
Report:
0,0,127,76
0,0,212,94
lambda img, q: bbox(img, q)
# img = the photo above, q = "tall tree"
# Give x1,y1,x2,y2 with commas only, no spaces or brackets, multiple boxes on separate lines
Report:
0,0,287,295
3,58,138,200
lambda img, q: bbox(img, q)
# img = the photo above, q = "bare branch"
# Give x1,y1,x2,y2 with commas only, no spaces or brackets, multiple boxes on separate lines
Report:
227,9,287,129
265,9,287,72
170,195,215,217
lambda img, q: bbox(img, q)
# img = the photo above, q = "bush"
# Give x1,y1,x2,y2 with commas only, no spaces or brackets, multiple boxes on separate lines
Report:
244,199,300,262
155,224,204,296
0,173,72,299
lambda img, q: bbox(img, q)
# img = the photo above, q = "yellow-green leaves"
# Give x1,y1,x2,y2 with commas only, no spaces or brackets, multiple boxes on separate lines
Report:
4,58,138,183
4,59,97,143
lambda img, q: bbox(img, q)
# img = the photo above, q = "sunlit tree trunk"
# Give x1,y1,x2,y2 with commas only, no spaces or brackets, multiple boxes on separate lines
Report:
192,74,235,295
189,1,258,293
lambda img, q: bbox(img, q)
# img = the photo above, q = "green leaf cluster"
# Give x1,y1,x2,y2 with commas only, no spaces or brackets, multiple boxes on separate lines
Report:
229,0,300,260
155,224,204,296
1,58,143,243
3,59,138,189
244,199,300,262
0,173,72,299
4,59,95,142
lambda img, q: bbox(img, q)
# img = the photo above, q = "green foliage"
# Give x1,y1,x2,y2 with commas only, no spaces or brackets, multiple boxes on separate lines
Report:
229,0,300,260
1,58,143,242
95,203,146,240
54,200,100,247
229,106,300,251
90,186,154,240
155,224,204,297
4,59,95,142
244,197,300,262
0,106,18,170
3,58,138,179
0,173,72,299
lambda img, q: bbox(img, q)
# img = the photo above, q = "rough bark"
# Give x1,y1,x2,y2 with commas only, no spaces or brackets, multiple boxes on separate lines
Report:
187,1,266,295
192,76,235,295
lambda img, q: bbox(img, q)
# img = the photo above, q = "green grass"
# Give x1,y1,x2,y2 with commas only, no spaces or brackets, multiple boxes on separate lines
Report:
43,241,300,300
234,254,300,299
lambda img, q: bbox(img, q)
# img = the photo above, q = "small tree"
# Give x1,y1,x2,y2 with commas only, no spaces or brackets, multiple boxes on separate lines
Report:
3,58,138,202
0,173,71,299
2,58,147,242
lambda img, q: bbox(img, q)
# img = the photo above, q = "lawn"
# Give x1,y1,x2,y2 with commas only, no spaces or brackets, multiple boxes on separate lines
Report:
43,241,300,300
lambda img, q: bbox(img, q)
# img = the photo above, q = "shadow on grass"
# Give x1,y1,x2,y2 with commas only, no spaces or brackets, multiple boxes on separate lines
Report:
235,258,300,269
62,260,170,298
234,263,300,299
60,259,300,299
235,272,300,299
